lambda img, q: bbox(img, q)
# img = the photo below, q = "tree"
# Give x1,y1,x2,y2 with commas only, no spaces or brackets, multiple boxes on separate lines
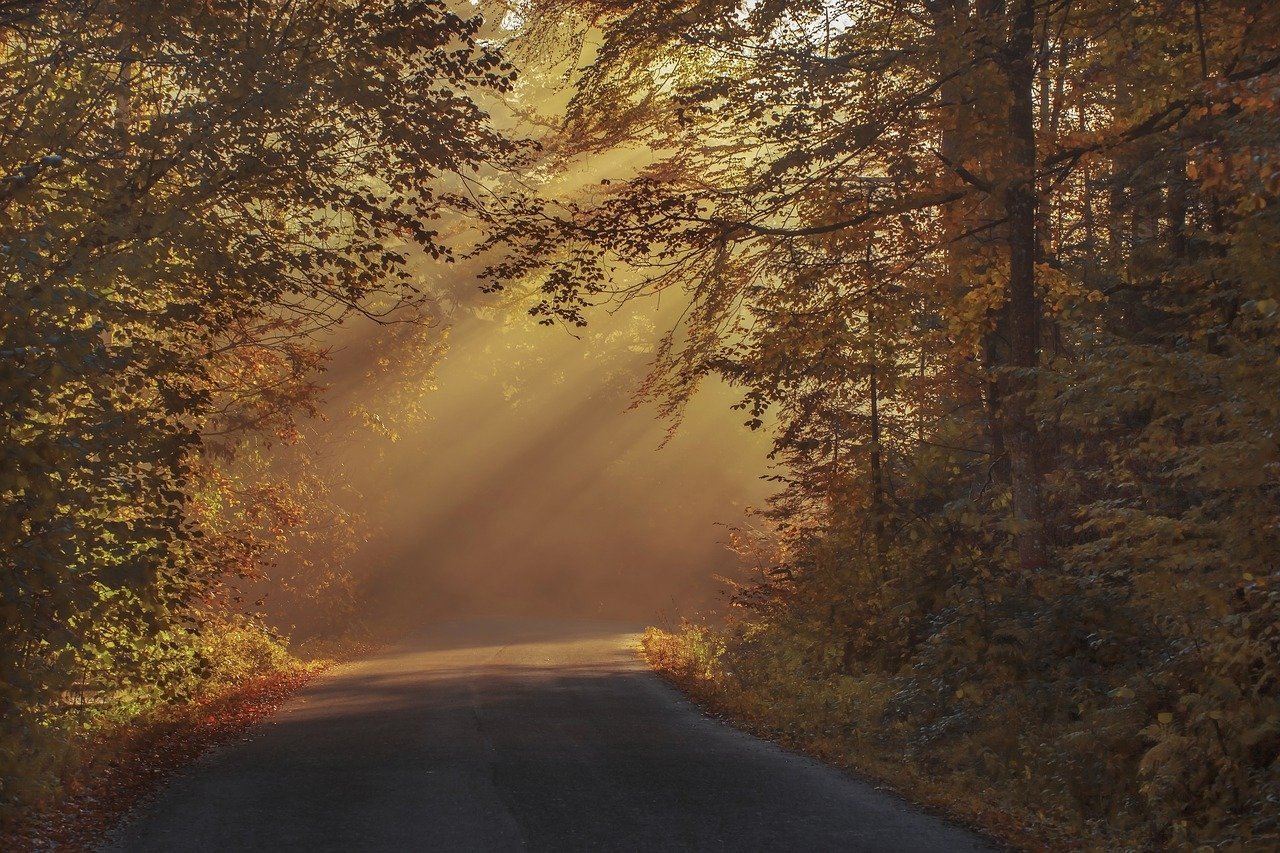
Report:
476,1,1280,842
1,0,519,745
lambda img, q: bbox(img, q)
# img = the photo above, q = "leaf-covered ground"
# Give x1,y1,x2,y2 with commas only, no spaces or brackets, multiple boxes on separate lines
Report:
2,664,336,852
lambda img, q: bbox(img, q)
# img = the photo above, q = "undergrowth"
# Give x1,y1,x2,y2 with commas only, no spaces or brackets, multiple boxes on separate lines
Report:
0,617,321,831
643,615,1279,852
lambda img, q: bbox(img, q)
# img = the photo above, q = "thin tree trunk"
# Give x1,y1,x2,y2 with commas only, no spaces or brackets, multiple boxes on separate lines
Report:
116,20,133,143
869,358,885,540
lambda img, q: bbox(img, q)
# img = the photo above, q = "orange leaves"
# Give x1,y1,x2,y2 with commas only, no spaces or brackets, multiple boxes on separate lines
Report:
1187,146,1280,197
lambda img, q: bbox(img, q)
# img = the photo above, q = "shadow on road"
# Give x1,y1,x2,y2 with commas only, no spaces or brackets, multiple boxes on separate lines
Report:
105,620,995,853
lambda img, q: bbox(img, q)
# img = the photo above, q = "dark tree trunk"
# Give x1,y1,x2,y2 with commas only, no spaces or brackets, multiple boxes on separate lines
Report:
996,0,1048,570
869,359,885,542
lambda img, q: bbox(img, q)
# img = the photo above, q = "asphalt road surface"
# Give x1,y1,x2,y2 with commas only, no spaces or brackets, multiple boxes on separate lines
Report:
105,620,994,852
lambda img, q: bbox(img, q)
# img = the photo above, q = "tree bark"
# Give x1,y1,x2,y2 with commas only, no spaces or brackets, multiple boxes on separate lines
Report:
996,0,1048,570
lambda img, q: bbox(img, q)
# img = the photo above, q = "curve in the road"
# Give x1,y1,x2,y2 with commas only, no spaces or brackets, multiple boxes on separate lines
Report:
104,620,995,852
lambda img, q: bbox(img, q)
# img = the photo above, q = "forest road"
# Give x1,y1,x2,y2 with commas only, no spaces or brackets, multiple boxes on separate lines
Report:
104,619,995,852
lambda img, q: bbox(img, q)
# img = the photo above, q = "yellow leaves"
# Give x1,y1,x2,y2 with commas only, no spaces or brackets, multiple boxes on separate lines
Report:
1038,262,1103,314
1250,299,1278,317
1234,194,1267,215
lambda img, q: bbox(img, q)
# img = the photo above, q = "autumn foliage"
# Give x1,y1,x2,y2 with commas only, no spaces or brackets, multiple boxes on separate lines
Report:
3,0,1279,847
490,0,1280,847
1,0,516,821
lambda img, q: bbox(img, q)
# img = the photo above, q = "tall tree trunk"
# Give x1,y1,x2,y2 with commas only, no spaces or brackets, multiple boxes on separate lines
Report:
996,0,1048,569
931,1,1009,494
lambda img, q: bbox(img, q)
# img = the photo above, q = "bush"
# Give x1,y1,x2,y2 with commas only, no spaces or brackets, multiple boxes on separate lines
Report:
197,620,299,690
0,617,300,830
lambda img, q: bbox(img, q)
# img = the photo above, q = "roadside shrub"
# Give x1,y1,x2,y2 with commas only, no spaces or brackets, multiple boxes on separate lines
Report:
0,617,300,829
197,620,299,690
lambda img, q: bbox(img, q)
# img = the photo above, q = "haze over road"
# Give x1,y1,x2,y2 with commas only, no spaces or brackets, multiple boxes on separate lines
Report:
106,621,993,852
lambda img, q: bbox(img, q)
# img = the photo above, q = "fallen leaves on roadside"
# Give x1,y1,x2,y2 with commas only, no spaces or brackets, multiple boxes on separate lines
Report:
3,666,325,852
